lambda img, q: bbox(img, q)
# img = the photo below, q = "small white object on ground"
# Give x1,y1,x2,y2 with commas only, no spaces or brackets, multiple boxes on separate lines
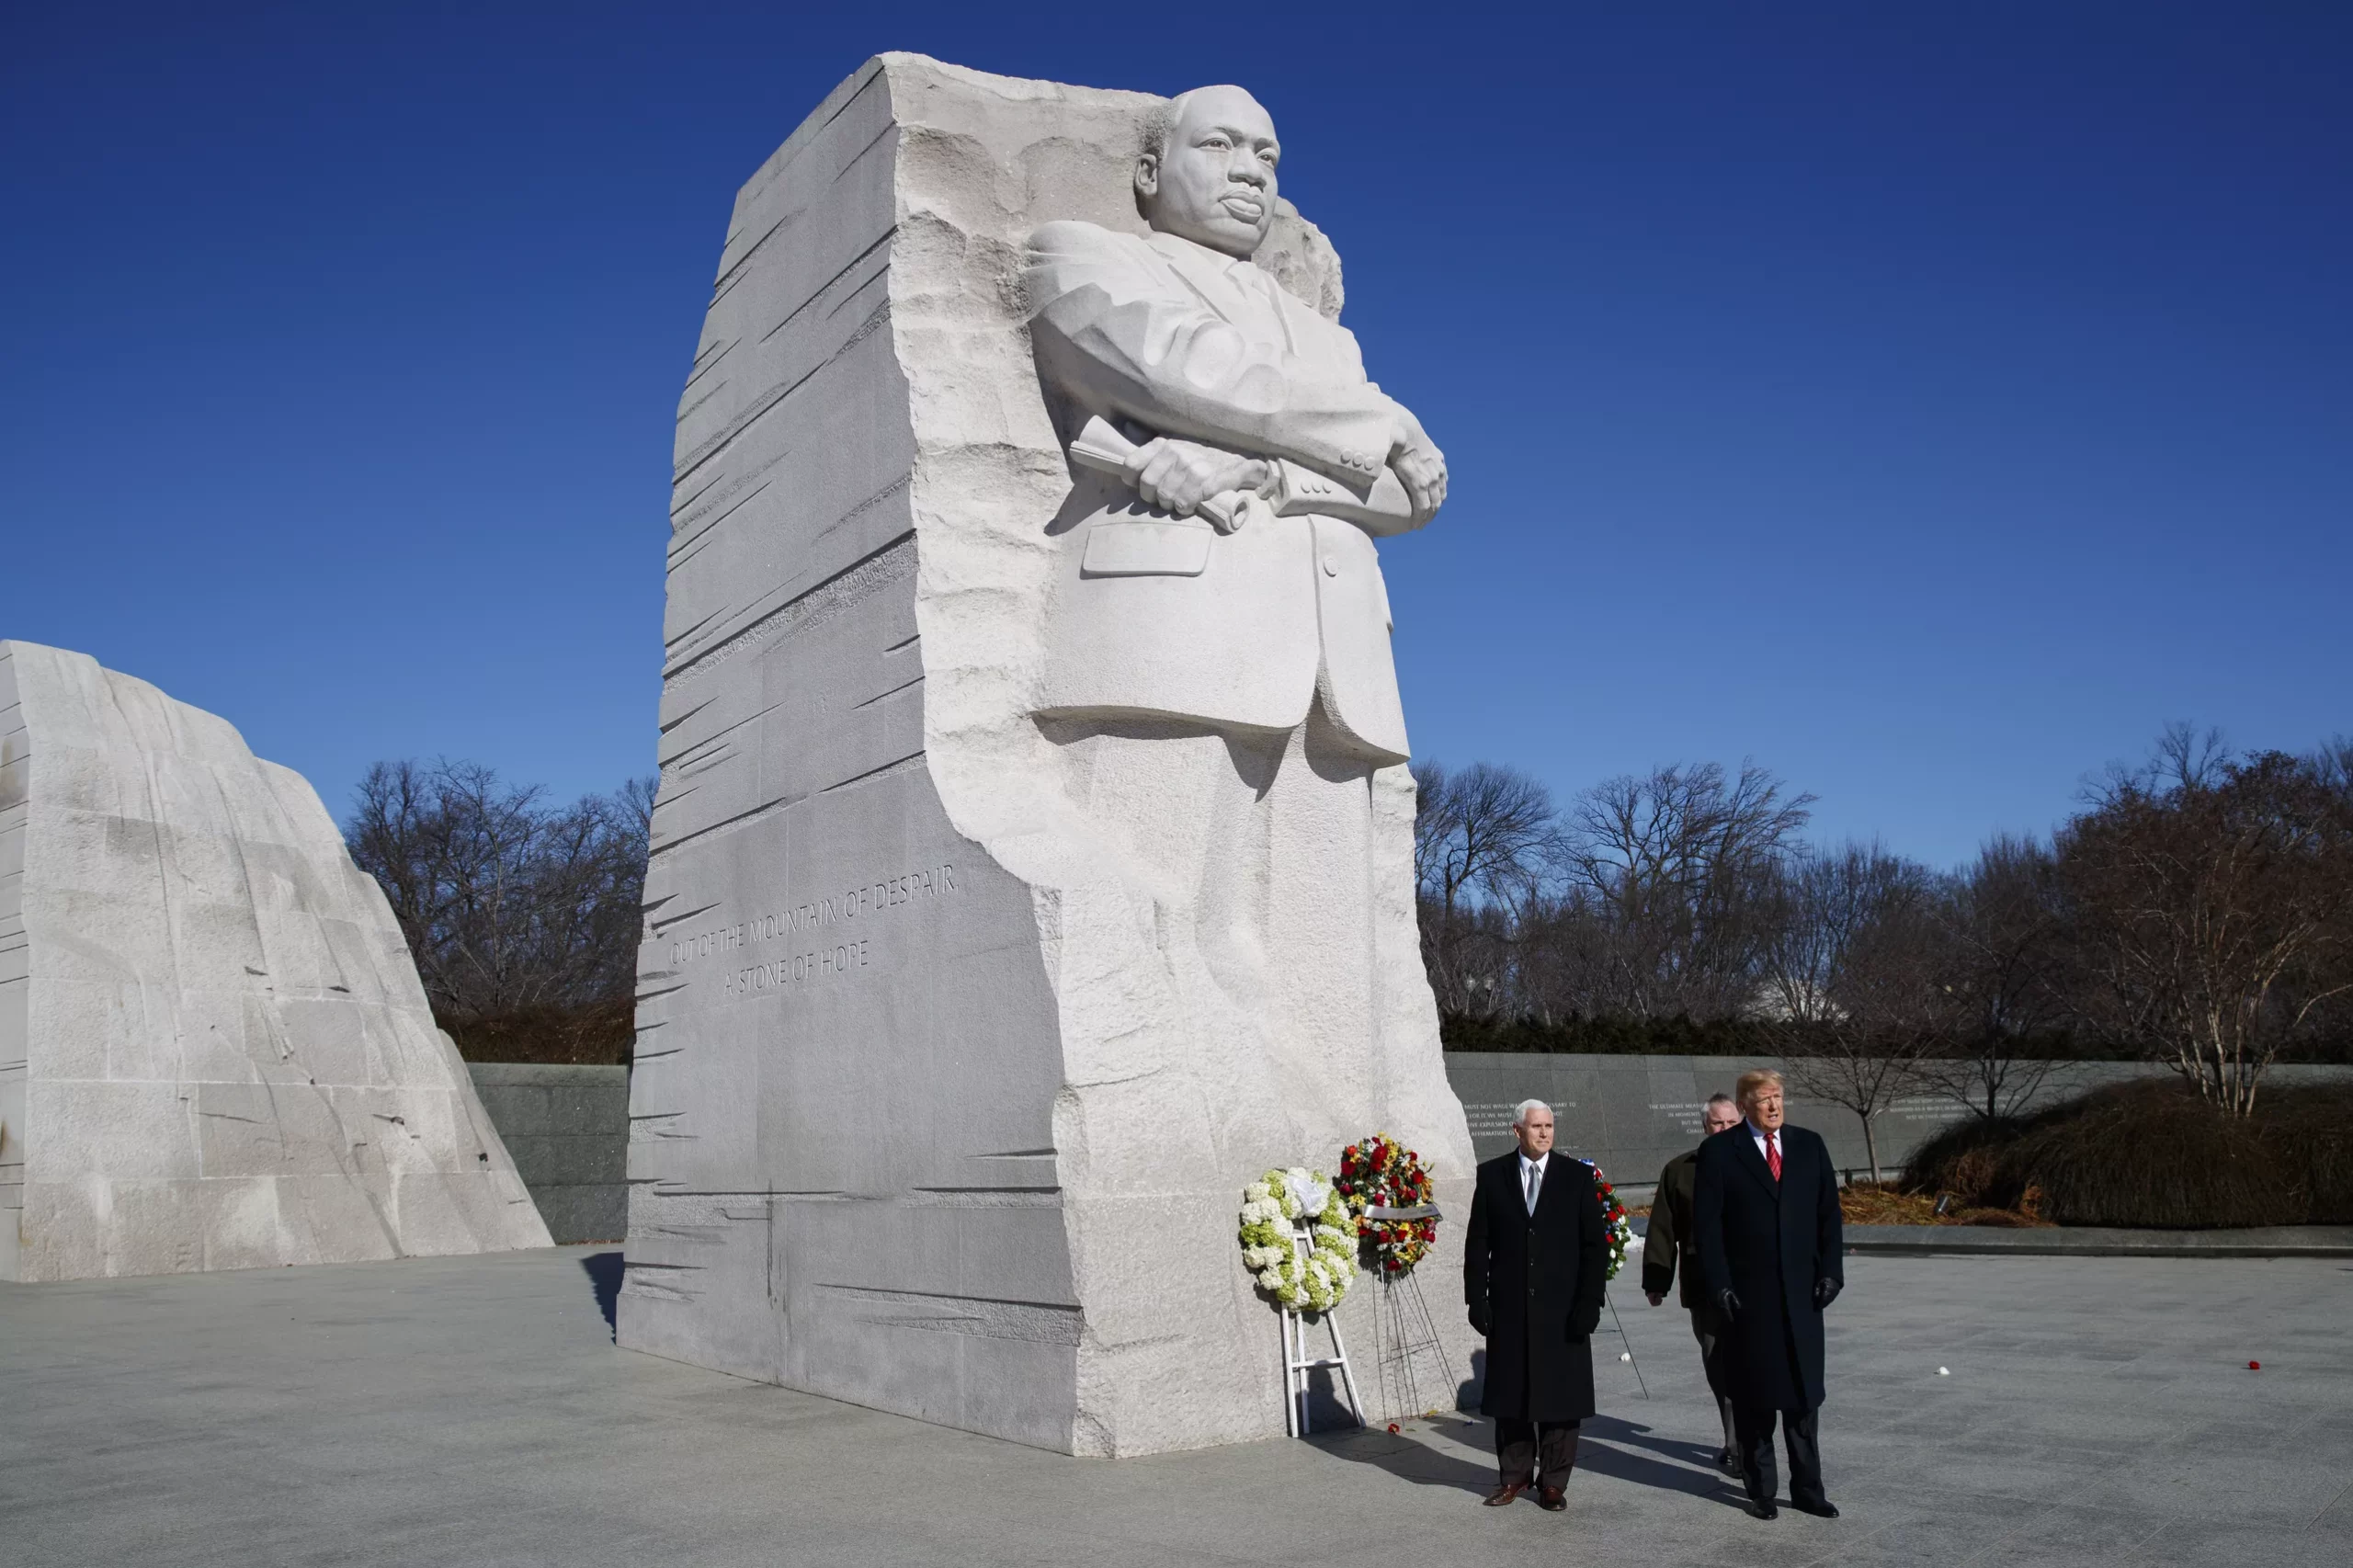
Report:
1620,1352,1631,1362
1938,1367,1950,1376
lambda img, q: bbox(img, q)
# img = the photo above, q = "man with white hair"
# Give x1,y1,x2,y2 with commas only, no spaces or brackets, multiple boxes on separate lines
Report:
1463,1098,1607,1510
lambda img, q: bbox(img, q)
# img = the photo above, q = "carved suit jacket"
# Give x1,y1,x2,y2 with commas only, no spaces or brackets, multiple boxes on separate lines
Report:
1022,221,1424,762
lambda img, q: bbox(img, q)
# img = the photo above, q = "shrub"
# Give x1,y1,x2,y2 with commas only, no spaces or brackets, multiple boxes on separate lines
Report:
2256,1083,2353,1223
1899,1079,2352,1228
1901,1115,2029,1205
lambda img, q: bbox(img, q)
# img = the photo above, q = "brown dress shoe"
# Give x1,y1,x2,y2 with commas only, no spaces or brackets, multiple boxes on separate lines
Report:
1537,1484,1567,1512
1483,1483,1527,1506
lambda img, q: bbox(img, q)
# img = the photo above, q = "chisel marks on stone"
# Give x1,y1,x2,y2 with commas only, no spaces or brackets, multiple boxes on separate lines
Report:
852,673,924,710
662,528,915,688
645,790,795,862
758,229,894,345
818,750,926,796
818,1284,1084,1346
671,298,893,489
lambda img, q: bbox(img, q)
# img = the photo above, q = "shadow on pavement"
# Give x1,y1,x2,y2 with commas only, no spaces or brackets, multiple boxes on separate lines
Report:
1316,1410,1745,1508
1310,1424,1495,1496
1577,1415,1747,1506
1586,1413,1726,1472
581,1251,624,1340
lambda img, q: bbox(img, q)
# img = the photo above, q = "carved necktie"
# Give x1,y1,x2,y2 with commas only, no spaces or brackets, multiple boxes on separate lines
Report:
1765,1133,1782,1182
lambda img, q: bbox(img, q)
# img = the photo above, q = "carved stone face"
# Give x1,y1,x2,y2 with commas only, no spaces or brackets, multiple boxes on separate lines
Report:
1136,85,1279,259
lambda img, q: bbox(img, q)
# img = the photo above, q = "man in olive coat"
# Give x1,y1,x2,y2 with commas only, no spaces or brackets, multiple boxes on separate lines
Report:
1644,1091,1745,1474
1694,1069,1845,1521
1464,1098,1608,1511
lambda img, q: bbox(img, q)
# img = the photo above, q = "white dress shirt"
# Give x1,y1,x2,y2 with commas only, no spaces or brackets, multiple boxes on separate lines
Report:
1748,1120,1782,1167
1518,1150,1550,1214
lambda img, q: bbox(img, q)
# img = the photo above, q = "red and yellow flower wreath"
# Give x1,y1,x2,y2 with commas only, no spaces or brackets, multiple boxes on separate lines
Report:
1336,1131,1439,1275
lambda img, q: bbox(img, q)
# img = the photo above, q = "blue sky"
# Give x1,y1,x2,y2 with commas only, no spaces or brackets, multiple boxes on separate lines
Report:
6,3,2347,867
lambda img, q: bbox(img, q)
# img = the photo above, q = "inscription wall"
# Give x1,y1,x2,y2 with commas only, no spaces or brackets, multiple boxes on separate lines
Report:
1448,1052,2353,1191
665,862,959,998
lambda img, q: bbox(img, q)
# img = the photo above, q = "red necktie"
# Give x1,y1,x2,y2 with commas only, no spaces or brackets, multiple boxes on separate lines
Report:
1766,1133,1782,1181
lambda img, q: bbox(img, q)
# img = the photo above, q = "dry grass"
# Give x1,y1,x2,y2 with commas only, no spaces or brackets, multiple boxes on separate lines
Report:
1839,1182,2051,1228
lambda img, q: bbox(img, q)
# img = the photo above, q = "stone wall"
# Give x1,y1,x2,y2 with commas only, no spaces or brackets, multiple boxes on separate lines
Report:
505,1052,2353,1245
466,1064,629,1243
1447,1052,2353,1192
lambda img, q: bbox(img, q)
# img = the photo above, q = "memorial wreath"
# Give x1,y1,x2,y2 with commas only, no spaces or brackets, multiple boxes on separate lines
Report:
1237,1167,1358,1314
1335,1131,1438,1275
1580,1158,1634,1281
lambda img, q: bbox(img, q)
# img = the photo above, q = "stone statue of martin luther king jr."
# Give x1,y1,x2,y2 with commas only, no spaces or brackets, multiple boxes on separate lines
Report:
1022,85,1449,1086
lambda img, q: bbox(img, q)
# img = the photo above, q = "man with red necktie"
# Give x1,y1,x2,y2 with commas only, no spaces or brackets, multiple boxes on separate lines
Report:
1693,1069,1845,1521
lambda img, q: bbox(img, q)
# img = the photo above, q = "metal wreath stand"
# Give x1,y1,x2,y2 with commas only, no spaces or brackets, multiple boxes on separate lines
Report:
1280,1201,1448,1437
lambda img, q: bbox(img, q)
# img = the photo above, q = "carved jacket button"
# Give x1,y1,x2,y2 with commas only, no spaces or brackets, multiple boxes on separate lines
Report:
1321,554,1339,577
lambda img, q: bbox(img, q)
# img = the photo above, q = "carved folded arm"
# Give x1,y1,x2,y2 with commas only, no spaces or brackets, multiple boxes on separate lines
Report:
1026,223,1395,485
1264,457,1424,536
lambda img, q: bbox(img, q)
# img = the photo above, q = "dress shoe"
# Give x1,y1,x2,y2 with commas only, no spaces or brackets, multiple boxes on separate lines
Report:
1790,1498,1840,1518
1482,1483,1527,1506
1715,1449,1743,1478
1537,1485,1567,1512
1747,1501,1779,1520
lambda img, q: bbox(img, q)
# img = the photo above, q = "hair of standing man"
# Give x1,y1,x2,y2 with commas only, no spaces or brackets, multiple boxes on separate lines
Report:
1705,1092,1738,1112
1733,1069,1784,1107
1511,1098,1552,1129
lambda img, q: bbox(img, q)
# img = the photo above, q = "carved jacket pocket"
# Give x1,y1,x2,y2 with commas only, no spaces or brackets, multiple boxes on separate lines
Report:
1079,519,1214,577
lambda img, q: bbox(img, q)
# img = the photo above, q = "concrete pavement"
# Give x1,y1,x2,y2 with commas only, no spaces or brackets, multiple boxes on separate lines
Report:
3,1244,2347,1566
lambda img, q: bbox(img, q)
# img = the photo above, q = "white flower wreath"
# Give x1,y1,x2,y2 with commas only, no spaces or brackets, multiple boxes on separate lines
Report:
1237,1165,1358,1314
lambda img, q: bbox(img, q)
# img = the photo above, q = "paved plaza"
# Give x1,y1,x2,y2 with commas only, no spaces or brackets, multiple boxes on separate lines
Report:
3,1245,2347,1567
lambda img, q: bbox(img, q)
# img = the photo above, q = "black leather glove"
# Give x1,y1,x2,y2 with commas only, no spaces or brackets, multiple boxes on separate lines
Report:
1813,1277,1842,1310
1569,1311,1600,1340
1717,1288,1741,1323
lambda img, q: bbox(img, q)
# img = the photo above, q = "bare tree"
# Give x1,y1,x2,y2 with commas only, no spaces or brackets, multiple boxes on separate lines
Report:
1915,834,2070,1119
1547,761,1814,1020
1412,760,1557,1017
1766,843,1942,1183
345,759,654,1062
2057,734,2353,1114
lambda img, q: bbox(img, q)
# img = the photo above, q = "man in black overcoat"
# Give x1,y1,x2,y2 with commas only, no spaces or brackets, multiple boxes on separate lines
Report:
1463,1098,1607,1511
1694,1069,1845,1521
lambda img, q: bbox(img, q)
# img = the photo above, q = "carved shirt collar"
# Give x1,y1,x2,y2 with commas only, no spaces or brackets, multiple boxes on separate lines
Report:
1144,227,1261,277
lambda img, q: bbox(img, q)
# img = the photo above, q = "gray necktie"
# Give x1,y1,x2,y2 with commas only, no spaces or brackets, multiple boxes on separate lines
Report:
1523,1159,1540,1215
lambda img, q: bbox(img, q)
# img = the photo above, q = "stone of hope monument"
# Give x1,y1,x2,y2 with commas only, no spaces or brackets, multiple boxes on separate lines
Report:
623,53,1477,1455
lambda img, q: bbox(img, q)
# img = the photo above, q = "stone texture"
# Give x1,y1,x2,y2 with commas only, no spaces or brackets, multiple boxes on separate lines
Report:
623,53,1475,1455
0,641,550,1279
466,1062,630,1243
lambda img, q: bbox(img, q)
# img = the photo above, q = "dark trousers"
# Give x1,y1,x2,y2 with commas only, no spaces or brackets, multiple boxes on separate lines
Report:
1732,1403,1824,1506
1689,1304,1737,1456
1495,1418,1580,1486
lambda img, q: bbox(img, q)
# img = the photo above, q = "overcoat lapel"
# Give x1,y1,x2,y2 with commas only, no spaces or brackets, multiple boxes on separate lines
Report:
1734,1129,1780,1199
1535,1153,1573,1221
